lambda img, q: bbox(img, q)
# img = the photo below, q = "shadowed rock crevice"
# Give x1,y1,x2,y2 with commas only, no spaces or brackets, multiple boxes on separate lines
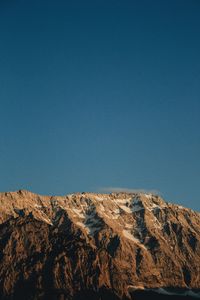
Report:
187,233,198,252
182,267,191,286
107,236,120,257
135,248,142,277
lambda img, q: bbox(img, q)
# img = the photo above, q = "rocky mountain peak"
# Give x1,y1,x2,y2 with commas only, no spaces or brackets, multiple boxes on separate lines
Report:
0,190,200,299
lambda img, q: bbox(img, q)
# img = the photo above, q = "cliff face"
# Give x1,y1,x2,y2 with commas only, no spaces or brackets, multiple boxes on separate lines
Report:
0,190,200,299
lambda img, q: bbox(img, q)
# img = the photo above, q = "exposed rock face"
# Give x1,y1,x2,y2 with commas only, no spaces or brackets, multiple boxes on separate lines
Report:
0,190,200,299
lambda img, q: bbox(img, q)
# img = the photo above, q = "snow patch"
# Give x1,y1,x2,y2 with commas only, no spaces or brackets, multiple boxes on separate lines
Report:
122,230,137,242
115,198,130,204
85,212,102,235
72,208,85,218
76,221,88,232
98,204,105,212
125,223,133,229
34,204,42,208
132,197,141,204
94,196,105,201
144,194,152,199
131,205,144,212
75,210,103,236
119,205,132,213
122,230,147,250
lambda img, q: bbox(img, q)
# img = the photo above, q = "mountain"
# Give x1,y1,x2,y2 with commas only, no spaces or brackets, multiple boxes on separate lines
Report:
0,190,200,299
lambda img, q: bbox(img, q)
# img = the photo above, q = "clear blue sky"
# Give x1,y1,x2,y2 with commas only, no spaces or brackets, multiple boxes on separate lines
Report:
0,0,200,210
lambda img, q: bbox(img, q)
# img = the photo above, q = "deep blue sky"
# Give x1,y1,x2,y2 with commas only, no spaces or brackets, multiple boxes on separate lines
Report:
0,0,200,210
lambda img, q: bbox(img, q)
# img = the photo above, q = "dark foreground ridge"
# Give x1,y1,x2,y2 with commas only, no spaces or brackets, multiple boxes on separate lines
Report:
2,288,200,300
74,289,200,300
74,288,200,300
131,289,200,300
0,190,200,299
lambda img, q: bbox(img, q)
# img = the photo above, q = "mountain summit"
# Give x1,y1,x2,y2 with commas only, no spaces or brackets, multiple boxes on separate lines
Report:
0,190,200,299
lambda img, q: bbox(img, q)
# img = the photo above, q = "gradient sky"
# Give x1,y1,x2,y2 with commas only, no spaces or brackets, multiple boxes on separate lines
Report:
0,0,200,210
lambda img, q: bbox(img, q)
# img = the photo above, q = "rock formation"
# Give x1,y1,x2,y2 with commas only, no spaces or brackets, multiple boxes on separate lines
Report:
0,190,200,299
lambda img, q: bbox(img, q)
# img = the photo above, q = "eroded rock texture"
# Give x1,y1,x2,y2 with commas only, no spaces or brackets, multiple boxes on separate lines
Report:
0,190,200,299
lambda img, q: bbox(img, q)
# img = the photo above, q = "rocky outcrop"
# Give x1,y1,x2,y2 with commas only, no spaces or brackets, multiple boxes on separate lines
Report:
0,190,200,299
